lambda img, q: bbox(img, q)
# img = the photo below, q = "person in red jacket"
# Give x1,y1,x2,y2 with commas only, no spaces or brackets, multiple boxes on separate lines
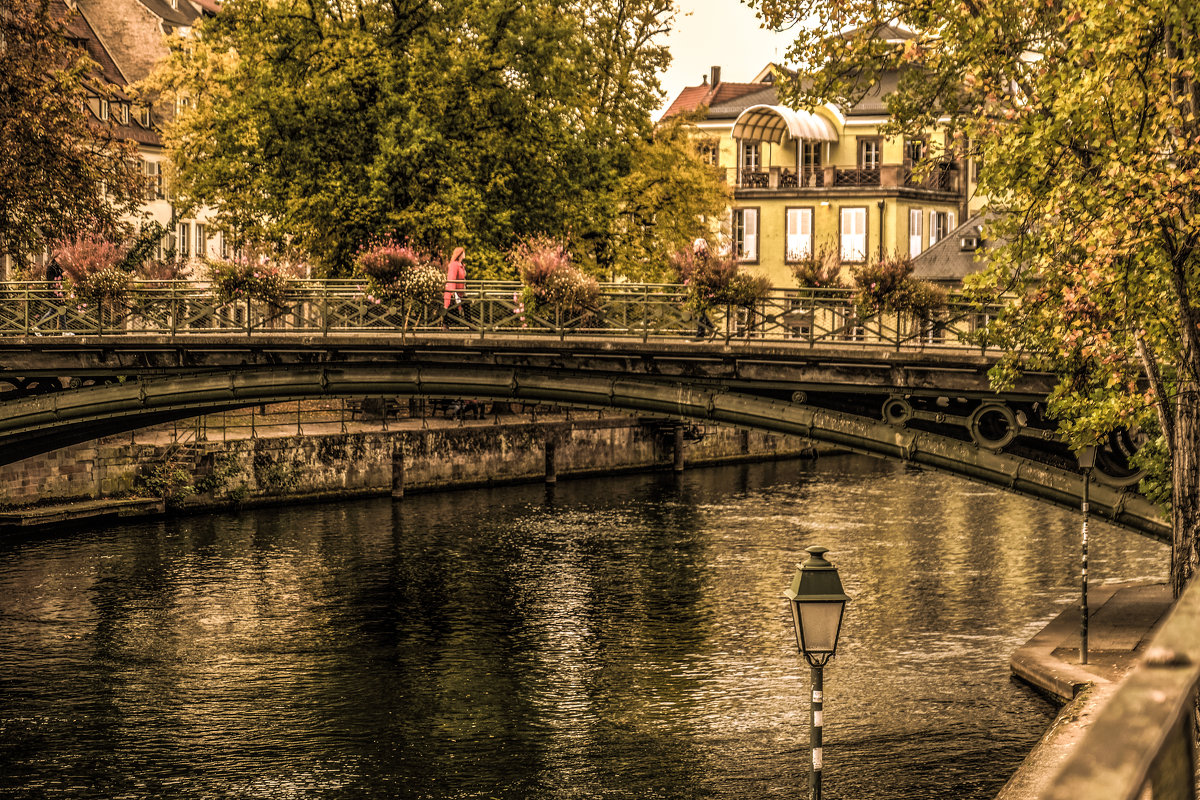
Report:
443,247,466,310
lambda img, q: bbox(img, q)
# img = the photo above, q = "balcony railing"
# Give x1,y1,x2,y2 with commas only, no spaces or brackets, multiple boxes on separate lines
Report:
833,167,881,187
905,162,956,192
726,163,959,193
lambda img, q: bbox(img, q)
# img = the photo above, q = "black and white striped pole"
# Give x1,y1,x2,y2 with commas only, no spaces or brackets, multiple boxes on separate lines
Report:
1077,446,1097,665
784,546,850,800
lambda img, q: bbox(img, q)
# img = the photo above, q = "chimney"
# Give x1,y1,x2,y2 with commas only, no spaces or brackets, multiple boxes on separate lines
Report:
710,66,721,86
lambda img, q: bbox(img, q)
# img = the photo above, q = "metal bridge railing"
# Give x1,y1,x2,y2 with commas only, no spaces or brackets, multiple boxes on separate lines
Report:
0,279,1000,351
1041,578,1200,800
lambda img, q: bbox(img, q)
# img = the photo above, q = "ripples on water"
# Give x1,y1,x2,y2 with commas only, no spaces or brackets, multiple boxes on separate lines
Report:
0,455,1168,799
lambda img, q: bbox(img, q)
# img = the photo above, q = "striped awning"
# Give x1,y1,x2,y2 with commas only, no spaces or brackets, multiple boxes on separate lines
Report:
731,105,838,144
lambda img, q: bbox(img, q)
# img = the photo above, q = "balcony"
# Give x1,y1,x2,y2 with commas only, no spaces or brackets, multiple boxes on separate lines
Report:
727,162,959,194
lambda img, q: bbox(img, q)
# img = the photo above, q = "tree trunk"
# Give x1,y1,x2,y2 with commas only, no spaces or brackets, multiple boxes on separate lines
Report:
1171,378,1200,597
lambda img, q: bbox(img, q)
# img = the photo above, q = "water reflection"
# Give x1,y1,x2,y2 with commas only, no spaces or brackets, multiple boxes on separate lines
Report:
0,455,1167,799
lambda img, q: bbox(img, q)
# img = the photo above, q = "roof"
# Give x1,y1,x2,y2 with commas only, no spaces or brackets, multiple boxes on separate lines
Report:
64,5,127,92
55,1,162,147
708,84,777,118
837,22,917,42
660,80,769,119
911,214,987,283
135,0,199,27
190,0,221,14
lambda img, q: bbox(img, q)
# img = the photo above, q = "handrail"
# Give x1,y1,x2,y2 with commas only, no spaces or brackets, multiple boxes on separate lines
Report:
1041,579,1200,800
0,279,1002,351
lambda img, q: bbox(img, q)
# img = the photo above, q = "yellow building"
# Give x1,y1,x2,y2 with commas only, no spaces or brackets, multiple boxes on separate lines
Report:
663,28,985,288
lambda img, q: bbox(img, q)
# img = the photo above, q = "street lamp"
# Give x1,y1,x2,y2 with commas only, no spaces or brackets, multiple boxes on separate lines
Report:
1077,445,1098,665
783,546,851,800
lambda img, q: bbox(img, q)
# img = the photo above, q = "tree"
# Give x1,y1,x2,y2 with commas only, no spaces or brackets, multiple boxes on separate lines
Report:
0,0,142,270
151,0,716,278
603,112,731,281
748,0,1200,594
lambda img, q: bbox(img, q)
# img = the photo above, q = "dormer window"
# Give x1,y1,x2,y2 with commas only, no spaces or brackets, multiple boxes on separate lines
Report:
139,105,151,127
121,103,130,124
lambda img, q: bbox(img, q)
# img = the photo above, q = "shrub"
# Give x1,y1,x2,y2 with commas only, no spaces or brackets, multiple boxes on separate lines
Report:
52,233,132,306
208,258,292,306
718,272,773,307
671,246,767,309
73,268,131,307
790,246,845,289
510,236,599,314
52,233,127,282
353,242,442,308
851,253,947,318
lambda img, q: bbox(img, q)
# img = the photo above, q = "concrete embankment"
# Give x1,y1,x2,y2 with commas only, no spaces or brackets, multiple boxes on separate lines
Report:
0,413,815,528
996,583,1173,799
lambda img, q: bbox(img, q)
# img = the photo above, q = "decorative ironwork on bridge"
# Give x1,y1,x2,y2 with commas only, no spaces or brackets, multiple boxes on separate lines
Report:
0,279,1165,540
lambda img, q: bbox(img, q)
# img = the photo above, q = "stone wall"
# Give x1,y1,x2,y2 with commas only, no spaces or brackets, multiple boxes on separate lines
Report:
0,419,812,508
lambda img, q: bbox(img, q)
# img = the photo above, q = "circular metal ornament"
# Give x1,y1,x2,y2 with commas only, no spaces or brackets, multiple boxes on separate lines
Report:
882,397,913,426
969,403,1019,450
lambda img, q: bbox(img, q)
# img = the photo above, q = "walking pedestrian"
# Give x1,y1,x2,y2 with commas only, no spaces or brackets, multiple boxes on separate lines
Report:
443,247,466,323
691,238,716,340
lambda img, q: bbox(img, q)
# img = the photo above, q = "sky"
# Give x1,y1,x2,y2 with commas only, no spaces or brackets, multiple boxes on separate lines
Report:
654,0,801,119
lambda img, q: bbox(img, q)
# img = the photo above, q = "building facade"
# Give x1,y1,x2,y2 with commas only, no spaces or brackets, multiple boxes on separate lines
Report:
77,0,226,266
663,33,986,287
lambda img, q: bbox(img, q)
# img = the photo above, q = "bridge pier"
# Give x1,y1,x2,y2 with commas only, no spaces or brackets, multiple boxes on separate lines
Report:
391,441,405,500
544,438,557,484
674,426,685,472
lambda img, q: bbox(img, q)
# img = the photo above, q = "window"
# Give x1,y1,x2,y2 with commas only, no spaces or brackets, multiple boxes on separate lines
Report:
903,138,927,166
786,208,813,262
909,209,924,257
698,140,719,167
840,207,868,262
858,138,881,170
142,159,163,201
220,233,229,259
739,141,761,172
931,211,948,244
120,103,130,124
801,142,822,170
98,98,109,121
139,105,151,127
196,224,207,258
178,222,191,257
733,208,759,262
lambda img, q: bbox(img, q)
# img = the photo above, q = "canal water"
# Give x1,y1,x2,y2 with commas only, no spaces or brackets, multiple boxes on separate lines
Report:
0,455,1168,799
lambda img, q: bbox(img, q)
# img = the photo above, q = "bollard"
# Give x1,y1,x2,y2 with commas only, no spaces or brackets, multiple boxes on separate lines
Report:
544,438,557,484
674,425,685,472
391,441,405,499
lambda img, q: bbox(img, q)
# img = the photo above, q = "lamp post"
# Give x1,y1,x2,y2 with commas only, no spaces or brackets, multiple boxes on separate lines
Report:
1077,445,1097,665
783,546,851,800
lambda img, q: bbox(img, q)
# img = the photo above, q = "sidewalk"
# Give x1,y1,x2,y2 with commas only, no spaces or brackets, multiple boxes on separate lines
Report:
996,582,1174,799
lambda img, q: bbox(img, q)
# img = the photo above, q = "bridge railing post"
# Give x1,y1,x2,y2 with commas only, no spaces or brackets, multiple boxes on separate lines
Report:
642,285,650,343
322,283,330,337
22,284,29,336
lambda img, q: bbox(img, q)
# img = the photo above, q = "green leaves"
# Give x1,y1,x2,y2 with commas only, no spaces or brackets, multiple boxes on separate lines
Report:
0,0,143,265
156,0,693,278
752,0,1200,587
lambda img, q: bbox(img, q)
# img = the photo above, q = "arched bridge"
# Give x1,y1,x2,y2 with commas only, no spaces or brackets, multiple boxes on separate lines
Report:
0,301,1166,542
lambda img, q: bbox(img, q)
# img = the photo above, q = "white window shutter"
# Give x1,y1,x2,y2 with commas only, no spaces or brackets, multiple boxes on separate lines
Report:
745,209,758,260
